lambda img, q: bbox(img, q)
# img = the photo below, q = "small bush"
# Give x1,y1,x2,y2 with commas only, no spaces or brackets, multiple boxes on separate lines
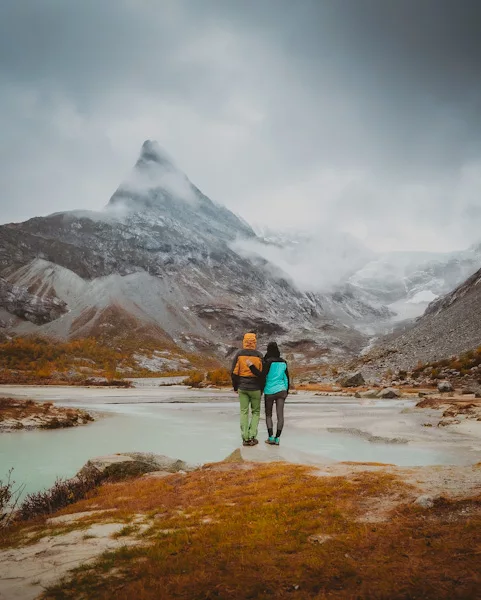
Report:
0,469,25,528
107,379,132,388
82,378,132,388
185,371,204,387
19,469,103,521
206,368,230,386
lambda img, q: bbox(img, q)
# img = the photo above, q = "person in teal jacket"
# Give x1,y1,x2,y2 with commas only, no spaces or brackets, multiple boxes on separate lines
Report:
248,341,290,446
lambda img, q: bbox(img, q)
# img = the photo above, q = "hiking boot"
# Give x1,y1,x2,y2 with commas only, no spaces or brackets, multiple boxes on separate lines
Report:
265,436,276,445
274,437,280,445
250,438,259,446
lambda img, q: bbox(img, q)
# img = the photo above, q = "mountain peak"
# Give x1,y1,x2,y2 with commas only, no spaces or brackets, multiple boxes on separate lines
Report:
105,140,255,240
107,140,192,210
136,140,176,171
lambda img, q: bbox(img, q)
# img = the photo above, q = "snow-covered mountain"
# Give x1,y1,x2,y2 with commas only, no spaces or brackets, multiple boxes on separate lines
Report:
347,246,481,324
0,141,366,362
235,226,481,333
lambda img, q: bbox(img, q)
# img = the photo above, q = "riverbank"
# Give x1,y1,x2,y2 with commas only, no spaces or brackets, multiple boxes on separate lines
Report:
0,397,94,432
1,453,480,600
1,386,480,469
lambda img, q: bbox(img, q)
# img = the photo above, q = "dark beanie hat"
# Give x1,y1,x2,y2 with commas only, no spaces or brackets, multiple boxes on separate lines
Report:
265,341,280,359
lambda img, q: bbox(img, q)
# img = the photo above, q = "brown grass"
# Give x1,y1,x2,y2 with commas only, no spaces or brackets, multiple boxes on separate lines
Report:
403,386,437,394
0,332,224,385
0,397,93,430
33,462,481,600
0,397,41,420
416,397,481,409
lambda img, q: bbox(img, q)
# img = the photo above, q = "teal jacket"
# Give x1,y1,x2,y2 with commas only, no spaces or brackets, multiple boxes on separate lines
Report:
249,357,290,396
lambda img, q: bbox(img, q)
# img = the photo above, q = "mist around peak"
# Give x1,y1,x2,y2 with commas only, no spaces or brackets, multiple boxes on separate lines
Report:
108,140,199,210
232,226,374,292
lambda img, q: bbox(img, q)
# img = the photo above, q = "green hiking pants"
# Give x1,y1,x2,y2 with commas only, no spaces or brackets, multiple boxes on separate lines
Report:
238,390,261,441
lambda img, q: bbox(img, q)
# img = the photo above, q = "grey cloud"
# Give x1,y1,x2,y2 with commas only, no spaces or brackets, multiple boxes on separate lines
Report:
1,0,481,253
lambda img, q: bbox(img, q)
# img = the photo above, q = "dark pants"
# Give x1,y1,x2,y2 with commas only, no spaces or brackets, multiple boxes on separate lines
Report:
265,390,287,437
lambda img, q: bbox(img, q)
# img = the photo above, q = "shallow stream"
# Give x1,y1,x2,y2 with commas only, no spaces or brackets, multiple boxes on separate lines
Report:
0,395,468,499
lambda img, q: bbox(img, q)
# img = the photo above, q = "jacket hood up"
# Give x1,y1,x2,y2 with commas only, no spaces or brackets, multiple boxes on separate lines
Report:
243,333,257,350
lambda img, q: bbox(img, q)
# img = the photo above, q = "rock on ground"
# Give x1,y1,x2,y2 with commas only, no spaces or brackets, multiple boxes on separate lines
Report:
339,372,365,387
438,381,454,393
377,387,401,399
79,452,196,480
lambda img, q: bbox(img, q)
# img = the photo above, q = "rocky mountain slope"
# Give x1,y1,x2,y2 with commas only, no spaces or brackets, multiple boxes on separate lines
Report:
0,277,67,325
237,227,481,333
361,265,481,373
0,141,366,364
347,247,481,325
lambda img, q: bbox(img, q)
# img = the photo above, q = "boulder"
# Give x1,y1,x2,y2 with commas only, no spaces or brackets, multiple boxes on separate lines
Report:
80,452,195,481
338,372,365,388
377,387,400,399
359,389,378,398
437,381,453,393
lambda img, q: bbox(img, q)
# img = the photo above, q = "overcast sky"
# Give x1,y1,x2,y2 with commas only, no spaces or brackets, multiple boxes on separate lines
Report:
1,0,481,253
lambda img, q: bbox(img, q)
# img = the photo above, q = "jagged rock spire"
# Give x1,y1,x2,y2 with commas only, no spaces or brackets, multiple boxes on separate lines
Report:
135,140,176,170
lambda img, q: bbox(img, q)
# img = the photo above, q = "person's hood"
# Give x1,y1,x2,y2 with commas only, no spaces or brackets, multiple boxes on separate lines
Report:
243,333,257,349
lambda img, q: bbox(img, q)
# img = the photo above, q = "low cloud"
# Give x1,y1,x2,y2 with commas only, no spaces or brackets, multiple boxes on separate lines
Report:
232,228,373,292
119,157,199,206
1,1,481,253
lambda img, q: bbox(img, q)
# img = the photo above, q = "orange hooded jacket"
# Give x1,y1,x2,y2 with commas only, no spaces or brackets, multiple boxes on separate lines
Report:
231,333,263,391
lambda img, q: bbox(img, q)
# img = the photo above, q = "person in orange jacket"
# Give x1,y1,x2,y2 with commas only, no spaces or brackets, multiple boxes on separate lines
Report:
231,332,263,446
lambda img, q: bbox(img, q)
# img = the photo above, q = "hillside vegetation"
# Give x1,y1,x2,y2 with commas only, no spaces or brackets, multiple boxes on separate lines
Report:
0,336,222,384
